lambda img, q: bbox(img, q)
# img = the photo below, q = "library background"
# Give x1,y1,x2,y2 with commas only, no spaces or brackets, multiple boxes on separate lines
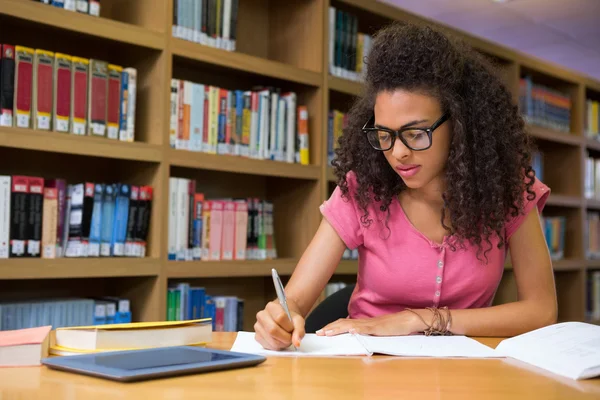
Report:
0,0,599,333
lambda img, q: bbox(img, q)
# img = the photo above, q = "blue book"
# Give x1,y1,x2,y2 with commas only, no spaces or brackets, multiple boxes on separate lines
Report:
119,70,129,141
51,0,65,7
111,184,130,256
88,183,104,257
190,83,205,152
100,184,116,256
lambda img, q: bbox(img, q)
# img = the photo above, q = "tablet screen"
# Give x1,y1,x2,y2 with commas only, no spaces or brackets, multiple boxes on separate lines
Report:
92,347,239,371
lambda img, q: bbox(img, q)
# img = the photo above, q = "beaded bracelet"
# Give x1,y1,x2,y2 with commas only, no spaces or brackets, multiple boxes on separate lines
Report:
405,306,453,336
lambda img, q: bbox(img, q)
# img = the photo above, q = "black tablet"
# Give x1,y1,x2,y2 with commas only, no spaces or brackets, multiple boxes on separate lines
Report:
41,346,266,382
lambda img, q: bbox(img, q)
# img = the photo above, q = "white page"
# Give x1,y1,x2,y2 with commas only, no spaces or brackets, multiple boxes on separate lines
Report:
495,322,600,380
230,332,369,357
358,335,500,358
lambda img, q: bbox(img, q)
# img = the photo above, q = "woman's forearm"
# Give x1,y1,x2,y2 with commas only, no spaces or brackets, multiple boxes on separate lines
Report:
409,299,557,337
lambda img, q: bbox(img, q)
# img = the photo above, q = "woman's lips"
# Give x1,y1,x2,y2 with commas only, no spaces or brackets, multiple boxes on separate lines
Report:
396,164,421,178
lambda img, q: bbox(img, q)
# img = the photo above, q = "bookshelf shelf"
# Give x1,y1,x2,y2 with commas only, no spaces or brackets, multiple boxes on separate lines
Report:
0,127,163,163
168,149,321,180
546,194,582,208
0,258,161,280
526,124,582,146
585,199,600,210
166,259,298,278
585,138,600,152
327,167,337,183
587,259,600,268
328,76,363,96
171,38,322,87
0,0,165,50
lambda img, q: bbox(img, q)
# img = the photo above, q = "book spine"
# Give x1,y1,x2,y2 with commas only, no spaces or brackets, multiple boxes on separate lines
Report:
53,179,67,257
33,49,54,131
124,185,139,257
192,193,204,260
177,80,185,149
221,200,235,260
210,86,219,154
190,83,205,152
88,59,108,136
181,80,192,150
209,200,223,260
118,69,129,141
70,57,89,135
10,176,28,257
176,178,189,261
111,184,130,257
27,177,44,258
217,88,228,155
124,67,136,142
14,46,34,129
297,105,309,165
64,0,76,11
230,0,238,51
100,184,116,257
0,176,10,259
53,53,72,132
106,64,122,140
135,186,152,257
89,0,100,16
88,183,104,257
168,178,178,260
187,179,196,261
233,200,247,260
170,79,179,148
0,45,15,127
41,186,58,259
201,199,211,260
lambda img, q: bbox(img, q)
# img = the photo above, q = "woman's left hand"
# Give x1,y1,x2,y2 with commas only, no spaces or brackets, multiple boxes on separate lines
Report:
315,311,425,337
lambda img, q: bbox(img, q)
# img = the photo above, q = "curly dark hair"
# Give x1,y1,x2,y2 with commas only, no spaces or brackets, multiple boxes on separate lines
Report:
332,21,537,258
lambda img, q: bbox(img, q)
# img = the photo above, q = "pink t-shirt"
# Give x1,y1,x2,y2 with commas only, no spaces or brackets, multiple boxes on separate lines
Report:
319,171,550,319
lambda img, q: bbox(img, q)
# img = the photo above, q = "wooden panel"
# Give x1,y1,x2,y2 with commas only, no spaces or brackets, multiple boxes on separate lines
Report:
527,125,582,145
329,76,363,97
171,39,321,87
0,0,165,50
100,0,168,32
535,141,582,197
169,149,321,180
269,0,324,73
0,258,160,280
166,259,298,278
0,128,163,162
555,270,585,322
235,0,270,59
546,194,582,208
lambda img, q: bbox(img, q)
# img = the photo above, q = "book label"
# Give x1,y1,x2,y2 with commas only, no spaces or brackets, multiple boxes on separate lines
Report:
76,0,88,12
55,118,69,132
88,242,100,257
0,112,11,126
11,240,25,256
16,112,29,128
89,0,100,16
72,120,85,134
37,114,50,130
100,243,111,257
107,126,118,139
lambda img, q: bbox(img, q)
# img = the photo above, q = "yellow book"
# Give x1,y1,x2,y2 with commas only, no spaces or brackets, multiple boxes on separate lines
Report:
55,319,212,351
592,101,599,135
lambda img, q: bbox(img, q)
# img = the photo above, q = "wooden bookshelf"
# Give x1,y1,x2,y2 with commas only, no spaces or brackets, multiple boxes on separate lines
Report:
1,0,599,328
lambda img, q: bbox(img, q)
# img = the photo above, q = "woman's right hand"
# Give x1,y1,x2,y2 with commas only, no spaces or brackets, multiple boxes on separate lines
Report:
254,299,305,351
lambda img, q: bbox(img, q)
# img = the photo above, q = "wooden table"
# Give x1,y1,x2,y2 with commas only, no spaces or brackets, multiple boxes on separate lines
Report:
1,333,599,399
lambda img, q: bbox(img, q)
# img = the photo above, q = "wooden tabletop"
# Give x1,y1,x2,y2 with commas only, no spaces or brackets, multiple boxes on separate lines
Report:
1,333,599,399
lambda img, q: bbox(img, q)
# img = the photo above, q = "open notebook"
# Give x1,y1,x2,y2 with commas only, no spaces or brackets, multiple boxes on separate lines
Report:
231,331,499,358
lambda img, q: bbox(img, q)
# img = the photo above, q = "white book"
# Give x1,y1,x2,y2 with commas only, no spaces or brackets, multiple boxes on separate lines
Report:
258,90,270,160
231,331,498,358
222,0,232,50
249,92,259,159
124,68,137,142
283,92,297,163
496,322,600,380
329,7,335,75
190,83,205,152
168,177,179,260
268,92,278,160
64,0,76,11
0,176,10,259
170,79,180,148
176,178,189,261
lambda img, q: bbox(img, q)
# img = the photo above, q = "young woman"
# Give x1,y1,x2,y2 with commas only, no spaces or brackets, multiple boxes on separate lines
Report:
254,22,557,351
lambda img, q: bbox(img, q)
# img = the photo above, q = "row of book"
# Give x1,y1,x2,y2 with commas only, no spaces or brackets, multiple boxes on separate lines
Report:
170,79,309,165
0,44,137,141
0,297,131,331
342,248,358,260
36,0,100,17
327,109,348,164
585,99,600,139
167,283,243,332
328,6,372,82
542,216,566,261
584,155,600,200
586,213,600,260
519,76,572,133
168,177,276,261
172,0,239,52
0,176,153,259
587,271,600,321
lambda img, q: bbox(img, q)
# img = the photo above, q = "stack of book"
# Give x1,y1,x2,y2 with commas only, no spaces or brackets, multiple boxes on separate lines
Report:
327,109,348,165
36,0,101,17
172,0,239,52
328,6,372,82
586,97,600,140
170,79,309,165
519,75,572,133
0,297,131,331
168,177,276,262
0,44,137,141
0,176,153,259
167,283,242,332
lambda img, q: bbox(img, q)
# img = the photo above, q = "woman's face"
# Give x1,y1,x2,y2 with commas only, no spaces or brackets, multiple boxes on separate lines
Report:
373,89,451,191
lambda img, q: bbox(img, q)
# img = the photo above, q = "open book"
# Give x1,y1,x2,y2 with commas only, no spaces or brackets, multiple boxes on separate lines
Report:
231,331,499,358
495,322,600,380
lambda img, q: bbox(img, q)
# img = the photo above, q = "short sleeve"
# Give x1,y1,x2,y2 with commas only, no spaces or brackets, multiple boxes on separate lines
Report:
505,176,550,240
319,171,364,249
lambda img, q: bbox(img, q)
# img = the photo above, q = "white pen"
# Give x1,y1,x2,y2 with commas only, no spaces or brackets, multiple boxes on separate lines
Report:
271,268,297,351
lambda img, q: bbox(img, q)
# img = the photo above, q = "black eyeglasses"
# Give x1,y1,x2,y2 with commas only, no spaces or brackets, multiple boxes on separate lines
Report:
362,113,449,151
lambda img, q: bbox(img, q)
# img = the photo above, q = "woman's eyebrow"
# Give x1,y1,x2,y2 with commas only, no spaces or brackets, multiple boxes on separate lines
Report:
375,119,429,130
